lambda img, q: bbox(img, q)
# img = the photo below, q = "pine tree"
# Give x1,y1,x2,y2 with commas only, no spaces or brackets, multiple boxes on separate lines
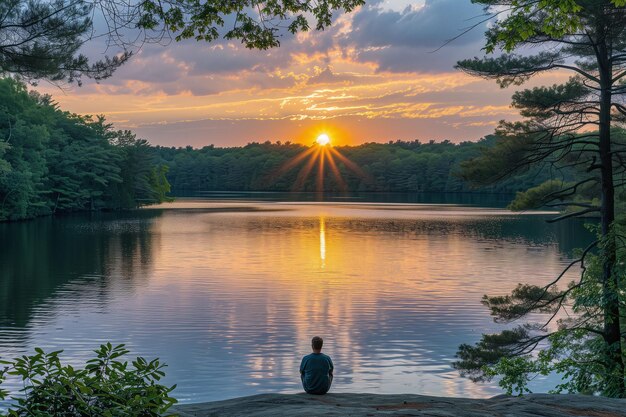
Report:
454,0,626,396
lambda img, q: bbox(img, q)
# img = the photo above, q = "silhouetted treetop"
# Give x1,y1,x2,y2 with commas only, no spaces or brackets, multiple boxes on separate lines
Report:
0,0,364,84
0,1,130,84
135,0,365,49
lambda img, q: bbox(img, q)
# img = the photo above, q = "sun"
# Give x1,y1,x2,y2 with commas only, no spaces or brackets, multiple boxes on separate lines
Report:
268,131,371,193
316,134,331,146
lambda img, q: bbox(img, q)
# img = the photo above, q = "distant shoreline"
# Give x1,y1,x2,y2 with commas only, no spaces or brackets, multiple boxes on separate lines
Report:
171,393,625,416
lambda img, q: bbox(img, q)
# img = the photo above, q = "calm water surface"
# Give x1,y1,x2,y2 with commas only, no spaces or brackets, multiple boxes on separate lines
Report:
0,200,593,403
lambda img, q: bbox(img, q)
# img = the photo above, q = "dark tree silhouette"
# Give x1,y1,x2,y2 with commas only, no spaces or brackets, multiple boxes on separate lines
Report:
0,1,129,84
454,0,626,397
0,0,365,84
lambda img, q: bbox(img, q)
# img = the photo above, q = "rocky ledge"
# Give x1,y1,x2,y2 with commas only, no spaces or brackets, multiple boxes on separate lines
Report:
172,393,626,416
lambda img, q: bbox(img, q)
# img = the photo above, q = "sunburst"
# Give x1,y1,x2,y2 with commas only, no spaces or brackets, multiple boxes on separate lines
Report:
269,134,371,193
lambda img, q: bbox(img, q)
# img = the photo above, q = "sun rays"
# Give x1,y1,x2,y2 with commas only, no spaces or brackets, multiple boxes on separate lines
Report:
270,134,370,193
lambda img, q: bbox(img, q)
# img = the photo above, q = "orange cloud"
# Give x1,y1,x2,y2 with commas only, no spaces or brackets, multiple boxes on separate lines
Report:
36,0,571,147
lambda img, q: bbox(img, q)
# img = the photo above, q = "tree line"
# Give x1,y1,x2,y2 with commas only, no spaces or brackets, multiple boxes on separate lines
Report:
1,74,577,224
154,137,574,195
0,78,170,221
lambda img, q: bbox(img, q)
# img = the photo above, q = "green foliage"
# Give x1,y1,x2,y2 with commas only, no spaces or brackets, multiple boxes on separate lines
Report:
156,136,566,194
456,242,626,396
0,365,7,402
109,129,173,208
456,0,626,397
485,356,546,395
0,1,129,84
477,1,583,53
455,326,533,383
458,132,542,187
508,180,569,211
481,283,565,321
0,142,10,176
457,52,561,87
2,0,361,84
509,179,602,213
0,343,176,416
511,79,589,119
150,165,173,204
473,1,626,53
138,0,365,49
0,77,171,222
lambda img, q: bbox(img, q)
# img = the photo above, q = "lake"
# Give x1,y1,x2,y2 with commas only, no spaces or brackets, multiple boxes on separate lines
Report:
0,198,593,403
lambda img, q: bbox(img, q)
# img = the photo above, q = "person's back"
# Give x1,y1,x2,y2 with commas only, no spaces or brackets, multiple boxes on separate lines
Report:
300,336,333,395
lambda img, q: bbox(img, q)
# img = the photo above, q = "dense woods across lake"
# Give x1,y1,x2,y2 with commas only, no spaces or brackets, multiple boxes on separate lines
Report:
155,139,573,194
0,77,580,222
0,78,170,221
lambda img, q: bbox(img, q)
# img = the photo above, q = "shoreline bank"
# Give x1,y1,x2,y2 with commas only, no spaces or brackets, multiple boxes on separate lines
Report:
172,393,625,416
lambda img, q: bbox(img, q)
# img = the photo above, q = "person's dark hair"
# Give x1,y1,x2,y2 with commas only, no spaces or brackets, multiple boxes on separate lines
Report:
312,336,323,351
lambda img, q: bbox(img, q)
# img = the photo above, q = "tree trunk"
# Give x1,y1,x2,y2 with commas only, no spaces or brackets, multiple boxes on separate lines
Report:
597,33,625,396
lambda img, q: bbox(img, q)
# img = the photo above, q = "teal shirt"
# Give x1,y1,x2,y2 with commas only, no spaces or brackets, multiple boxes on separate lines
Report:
300,353,333,394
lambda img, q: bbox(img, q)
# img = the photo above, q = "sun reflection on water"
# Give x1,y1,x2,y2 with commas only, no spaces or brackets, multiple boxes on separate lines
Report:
0,201,588,403
319,216,326,268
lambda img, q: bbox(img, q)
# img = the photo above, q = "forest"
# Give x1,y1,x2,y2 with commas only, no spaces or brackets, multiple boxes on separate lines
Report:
155,138,573,195
0,78,170,221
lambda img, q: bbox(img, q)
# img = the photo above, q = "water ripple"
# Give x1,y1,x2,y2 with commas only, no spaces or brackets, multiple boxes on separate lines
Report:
0,202,593,403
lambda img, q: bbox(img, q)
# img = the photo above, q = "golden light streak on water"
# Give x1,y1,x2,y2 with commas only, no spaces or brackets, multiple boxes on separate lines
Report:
0,200,588,402
319,216,326,269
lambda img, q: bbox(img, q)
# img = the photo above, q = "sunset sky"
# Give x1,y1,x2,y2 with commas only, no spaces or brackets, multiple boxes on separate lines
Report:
42,0,566,147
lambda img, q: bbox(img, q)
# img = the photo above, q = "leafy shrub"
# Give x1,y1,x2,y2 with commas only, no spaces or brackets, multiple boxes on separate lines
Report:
0,343,176,416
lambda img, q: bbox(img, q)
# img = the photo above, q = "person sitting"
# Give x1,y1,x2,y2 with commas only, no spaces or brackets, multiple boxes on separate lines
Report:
300,336,334,395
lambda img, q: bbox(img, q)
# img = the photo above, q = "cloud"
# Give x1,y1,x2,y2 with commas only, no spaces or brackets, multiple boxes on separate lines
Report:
339,0,488,73
306,67,360,85
41,0,534,147
351,44,476,73
128,114,508,148
349,0,486,49
73,0,490,97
